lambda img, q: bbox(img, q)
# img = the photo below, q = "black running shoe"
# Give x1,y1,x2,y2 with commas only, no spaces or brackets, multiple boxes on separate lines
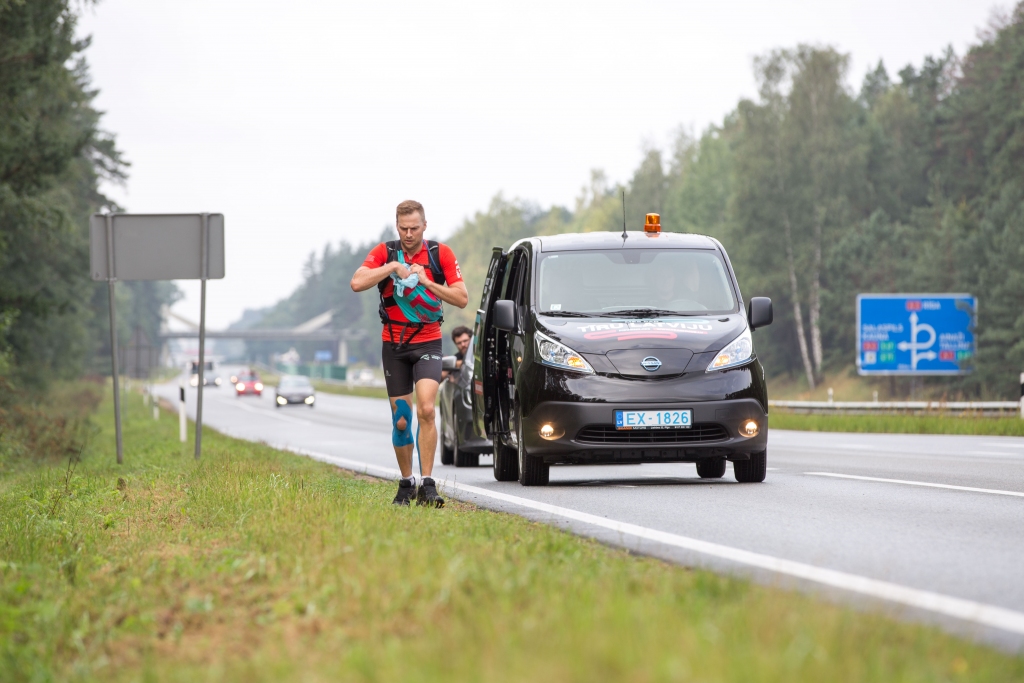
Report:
392,478,416,506
415,477,445,508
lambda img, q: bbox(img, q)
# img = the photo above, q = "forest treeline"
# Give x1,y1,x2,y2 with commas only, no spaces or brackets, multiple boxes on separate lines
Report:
0,1,178,395
257,6,1024,398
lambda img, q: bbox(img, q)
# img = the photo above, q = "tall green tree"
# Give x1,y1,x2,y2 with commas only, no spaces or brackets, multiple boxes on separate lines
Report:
0,0,174,391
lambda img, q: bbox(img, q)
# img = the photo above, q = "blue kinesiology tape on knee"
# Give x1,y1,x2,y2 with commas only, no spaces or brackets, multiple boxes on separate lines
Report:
391,399,414,447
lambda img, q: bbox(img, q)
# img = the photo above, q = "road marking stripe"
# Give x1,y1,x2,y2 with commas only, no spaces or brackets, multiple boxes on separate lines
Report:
277,446,1024,637
983,442,1024,449
805,472,1024,498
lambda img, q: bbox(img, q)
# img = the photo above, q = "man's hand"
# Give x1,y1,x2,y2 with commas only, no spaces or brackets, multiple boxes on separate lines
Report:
408,263,426,279
393,261,412,280
422,279,470,308
350,261,409,292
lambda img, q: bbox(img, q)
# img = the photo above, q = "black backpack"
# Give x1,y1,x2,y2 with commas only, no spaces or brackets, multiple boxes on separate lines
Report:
377,240,446,347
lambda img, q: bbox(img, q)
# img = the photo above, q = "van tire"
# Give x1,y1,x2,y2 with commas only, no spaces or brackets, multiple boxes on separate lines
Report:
734,449,767,483
441,442,454,466
454,441,479,468
696,458,726,479
516,403,549,486
492,417,519,481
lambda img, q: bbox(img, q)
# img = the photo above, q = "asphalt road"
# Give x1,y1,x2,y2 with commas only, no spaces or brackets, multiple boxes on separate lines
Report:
155,367,1024,649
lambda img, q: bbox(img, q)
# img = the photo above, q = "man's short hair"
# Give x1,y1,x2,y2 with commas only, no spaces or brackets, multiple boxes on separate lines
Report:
451,326,472,341
396,200,425,223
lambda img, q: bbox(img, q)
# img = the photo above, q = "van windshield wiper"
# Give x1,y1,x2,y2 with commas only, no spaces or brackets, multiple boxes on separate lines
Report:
598,308,682,318
539,310,591,318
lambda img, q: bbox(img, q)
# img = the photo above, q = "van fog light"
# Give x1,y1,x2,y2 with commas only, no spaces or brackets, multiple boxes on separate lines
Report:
740,420,760,438
304,396,315,404
539,424,564,440
276,396,287,405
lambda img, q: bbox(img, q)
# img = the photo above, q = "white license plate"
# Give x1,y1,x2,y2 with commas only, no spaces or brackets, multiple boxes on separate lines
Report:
615,409,692,430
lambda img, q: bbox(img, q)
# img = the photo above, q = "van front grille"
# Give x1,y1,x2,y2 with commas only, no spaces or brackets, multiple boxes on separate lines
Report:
575,423,729,445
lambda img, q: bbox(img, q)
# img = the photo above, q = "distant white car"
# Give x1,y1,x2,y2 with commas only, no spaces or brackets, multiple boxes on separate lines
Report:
189,360,222,388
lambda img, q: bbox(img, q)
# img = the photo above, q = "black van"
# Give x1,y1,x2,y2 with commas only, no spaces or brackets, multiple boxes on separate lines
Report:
470,226,773,486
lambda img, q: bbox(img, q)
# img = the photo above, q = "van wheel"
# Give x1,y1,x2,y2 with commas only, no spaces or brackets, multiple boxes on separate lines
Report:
492,416,519,482
441,442,454,466
454,440,479,467
516,403,549,486
734,450,767,483
696,458,726,479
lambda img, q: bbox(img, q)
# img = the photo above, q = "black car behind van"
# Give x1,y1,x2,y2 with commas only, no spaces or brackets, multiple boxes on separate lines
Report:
471,226,773,486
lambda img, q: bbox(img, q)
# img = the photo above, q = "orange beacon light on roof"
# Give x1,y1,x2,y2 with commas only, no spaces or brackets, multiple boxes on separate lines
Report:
644,213,661,233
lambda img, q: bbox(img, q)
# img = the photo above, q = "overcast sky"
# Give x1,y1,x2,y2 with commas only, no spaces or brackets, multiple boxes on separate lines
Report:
78,0,998,329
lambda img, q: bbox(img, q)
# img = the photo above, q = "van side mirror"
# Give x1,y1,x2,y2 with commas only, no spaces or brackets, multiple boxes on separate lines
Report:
441,355,458,372
748,297,773,330
493,299,517,332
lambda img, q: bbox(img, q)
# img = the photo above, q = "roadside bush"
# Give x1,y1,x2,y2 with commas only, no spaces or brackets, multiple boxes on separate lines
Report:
0,380,102,470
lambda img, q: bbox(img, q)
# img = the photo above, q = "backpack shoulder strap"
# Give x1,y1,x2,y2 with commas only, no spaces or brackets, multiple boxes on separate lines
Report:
426,240,446,286
377,241,399,295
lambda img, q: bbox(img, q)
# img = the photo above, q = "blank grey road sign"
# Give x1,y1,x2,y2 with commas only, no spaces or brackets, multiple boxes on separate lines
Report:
90,213,225,281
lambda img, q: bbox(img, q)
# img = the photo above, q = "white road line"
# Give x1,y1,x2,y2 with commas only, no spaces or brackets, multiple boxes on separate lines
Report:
984,442,1024,449
805,472,1024,498
277,446,1024,637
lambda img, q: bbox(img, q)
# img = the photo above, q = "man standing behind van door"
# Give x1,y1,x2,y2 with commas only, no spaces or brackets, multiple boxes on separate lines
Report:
350,200,469,506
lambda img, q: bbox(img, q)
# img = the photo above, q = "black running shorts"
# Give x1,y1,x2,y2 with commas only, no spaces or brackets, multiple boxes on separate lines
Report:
381,339,443,397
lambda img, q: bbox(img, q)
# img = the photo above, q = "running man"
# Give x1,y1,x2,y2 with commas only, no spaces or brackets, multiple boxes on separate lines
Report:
350,200,469,506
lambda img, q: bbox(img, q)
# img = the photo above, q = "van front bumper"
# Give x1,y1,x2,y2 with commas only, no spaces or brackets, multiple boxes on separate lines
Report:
520,397,767,465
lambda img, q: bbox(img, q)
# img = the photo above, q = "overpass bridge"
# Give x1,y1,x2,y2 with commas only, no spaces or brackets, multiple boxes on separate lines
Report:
158,308,364,362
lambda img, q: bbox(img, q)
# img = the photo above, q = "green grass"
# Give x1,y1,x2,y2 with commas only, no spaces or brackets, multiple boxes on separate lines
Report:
311,381,390,400
771,411,1024,436
2,387,1023,682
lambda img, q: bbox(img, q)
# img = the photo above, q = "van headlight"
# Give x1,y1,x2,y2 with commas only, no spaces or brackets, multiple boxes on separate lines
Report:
706,327,754,372
535,331,593,374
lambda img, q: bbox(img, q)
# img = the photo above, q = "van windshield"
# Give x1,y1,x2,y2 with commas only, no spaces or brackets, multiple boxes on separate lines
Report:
536,249,737,316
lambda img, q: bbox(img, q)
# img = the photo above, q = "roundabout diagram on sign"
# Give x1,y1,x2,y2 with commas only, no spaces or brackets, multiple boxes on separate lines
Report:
857,294,976,376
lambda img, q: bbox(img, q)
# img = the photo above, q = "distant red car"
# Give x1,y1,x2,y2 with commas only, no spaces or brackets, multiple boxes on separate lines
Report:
235,373,264,397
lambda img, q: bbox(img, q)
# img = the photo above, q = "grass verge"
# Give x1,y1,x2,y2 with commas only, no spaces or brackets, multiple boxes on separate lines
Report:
1,387,1022,682
311,381,390,400
771,411,1024,436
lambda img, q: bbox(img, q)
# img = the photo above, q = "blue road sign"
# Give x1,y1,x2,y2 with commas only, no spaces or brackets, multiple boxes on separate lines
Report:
857,294,976,375
314,350,332,362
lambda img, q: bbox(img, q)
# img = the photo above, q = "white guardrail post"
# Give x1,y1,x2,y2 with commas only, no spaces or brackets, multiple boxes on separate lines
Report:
1019,372,1024,419
179,378,187,443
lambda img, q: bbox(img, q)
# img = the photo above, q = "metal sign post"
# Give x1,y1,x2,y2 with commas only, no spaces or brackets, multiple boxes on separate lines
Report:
104,214,124,464
90,213,225,462
195,213,209,460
